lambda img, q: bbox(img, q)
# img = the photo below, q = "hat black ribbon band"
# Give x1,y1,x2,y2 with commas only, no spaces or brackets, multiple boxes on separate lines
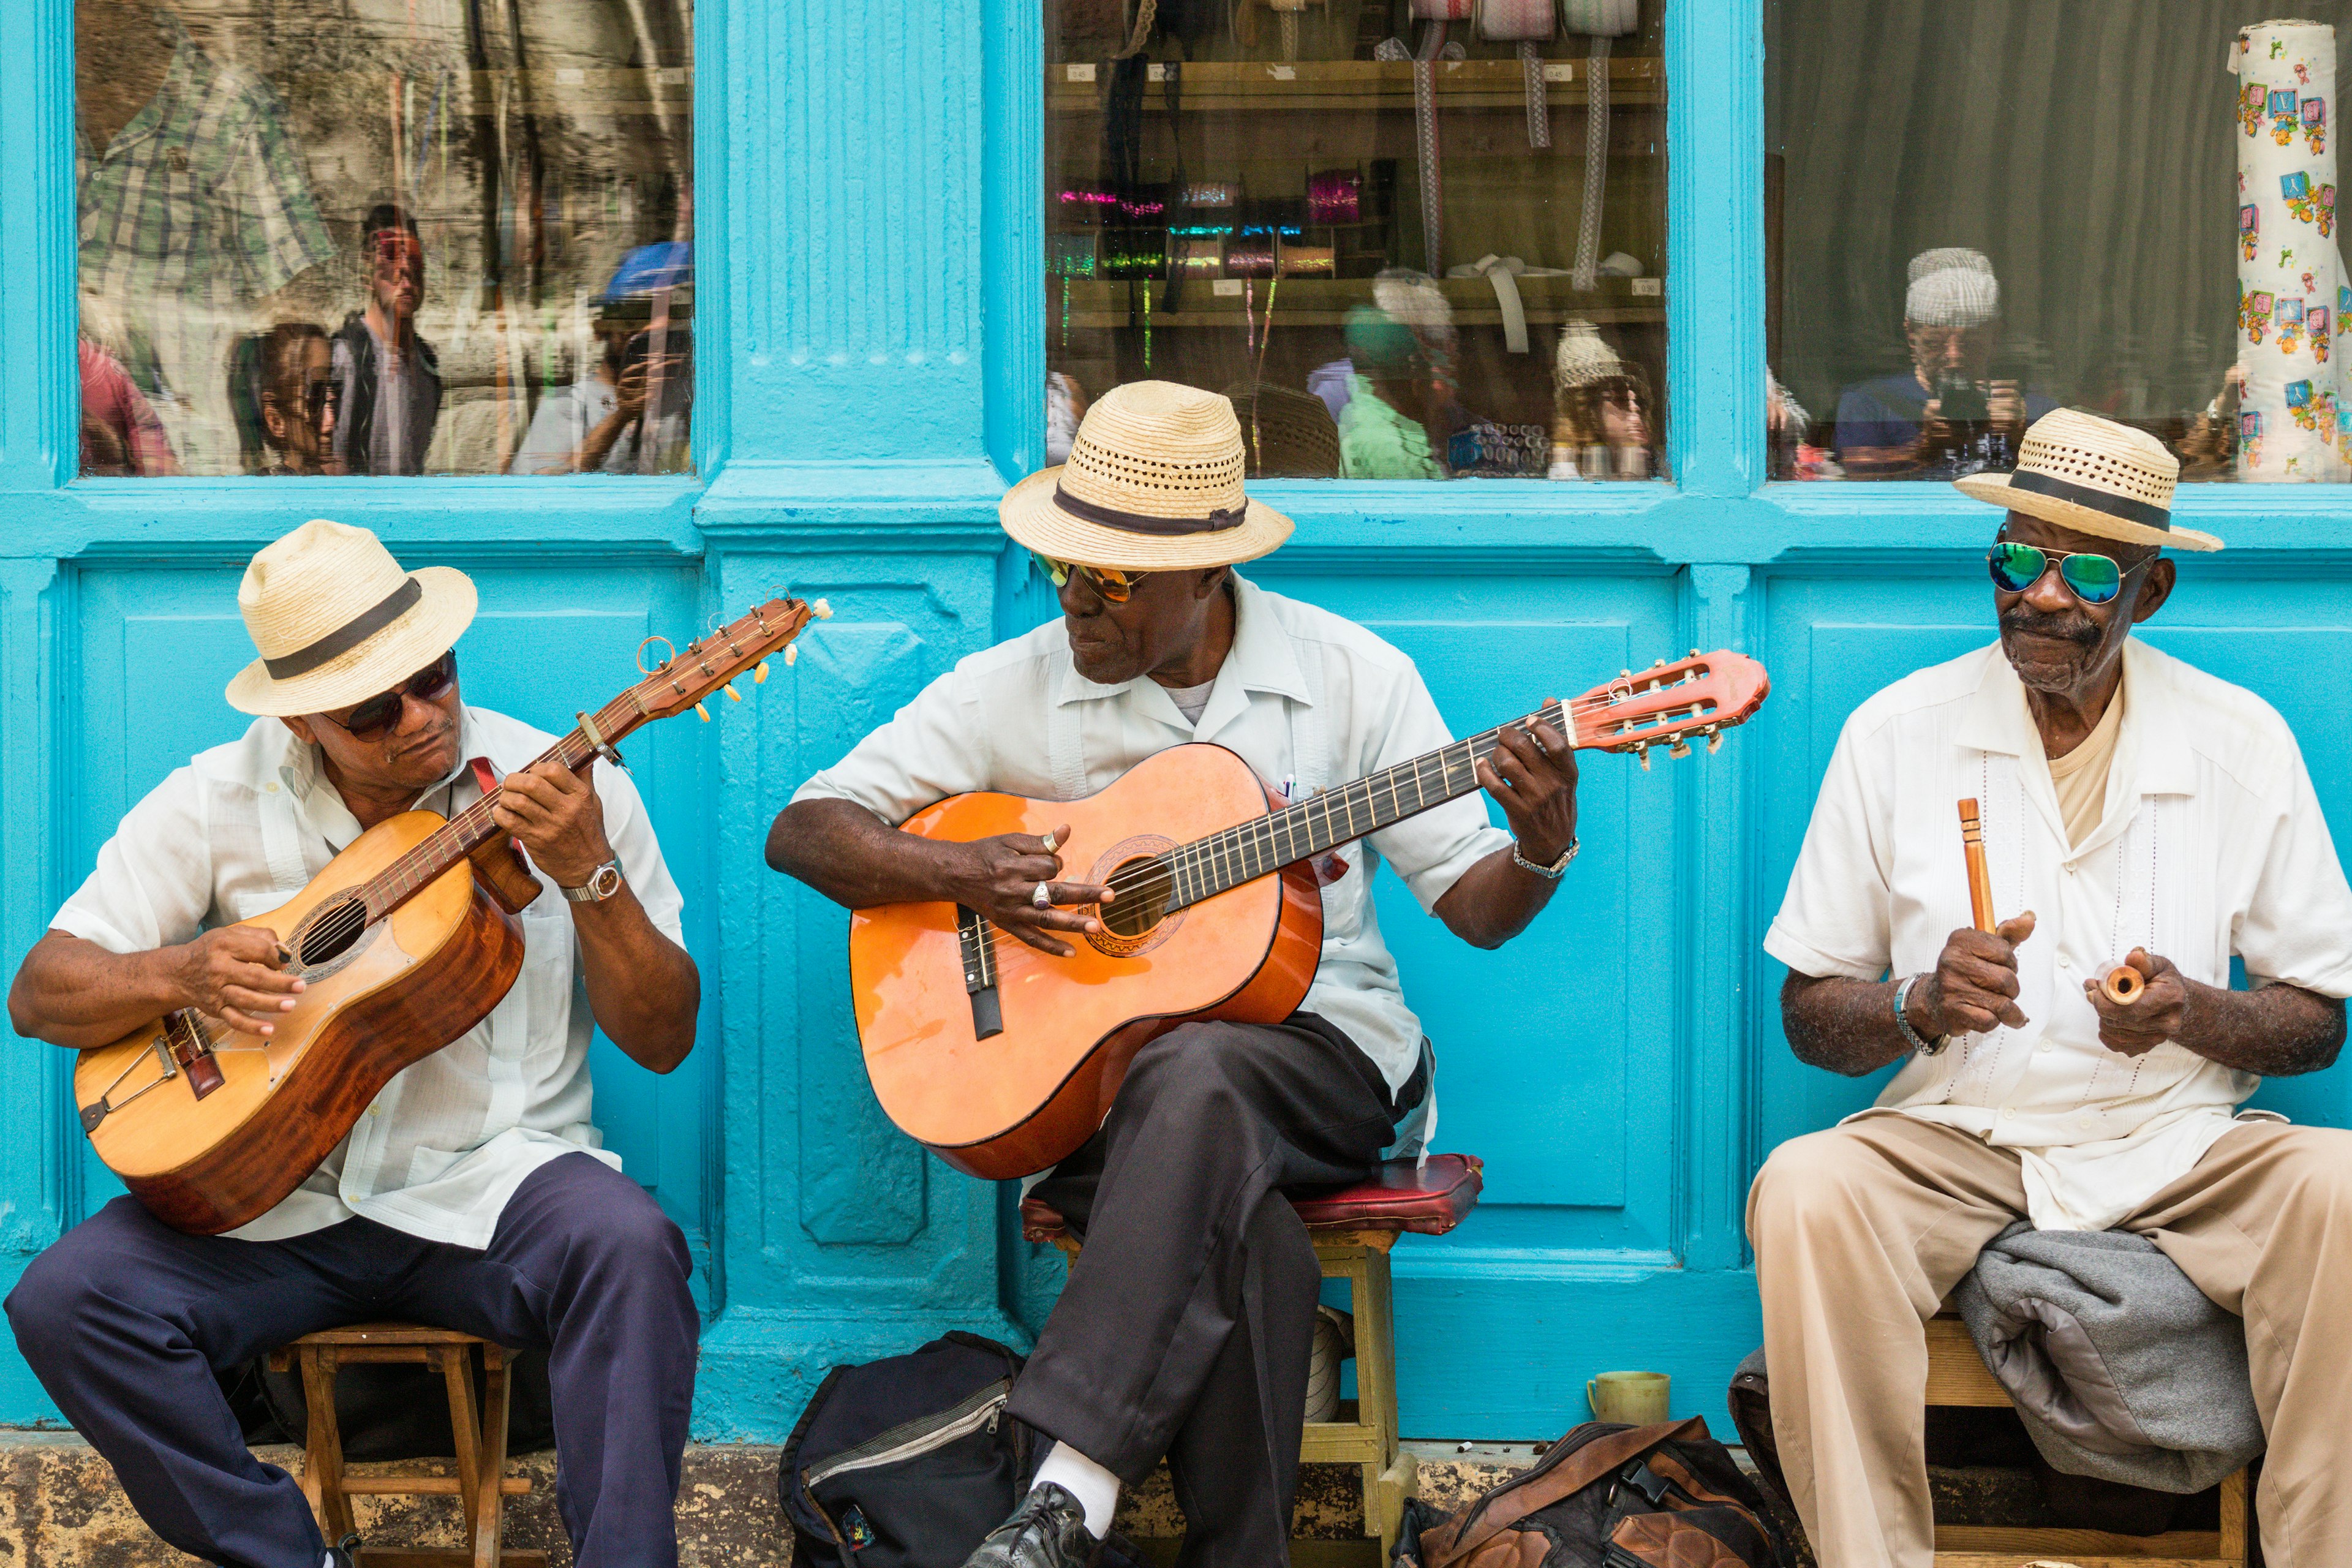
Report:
2005,469,2172,531
264,576,423,679
1054,484,1248,536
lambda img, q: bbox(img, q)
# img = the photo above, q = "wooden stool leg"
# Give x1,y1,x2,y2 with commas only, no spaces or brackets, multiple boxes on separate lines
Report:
436,1344,485,1550
298,1346,358,1545
473,1346,515,1568
2221,1466,2252,1567
1352,1246,1404,1554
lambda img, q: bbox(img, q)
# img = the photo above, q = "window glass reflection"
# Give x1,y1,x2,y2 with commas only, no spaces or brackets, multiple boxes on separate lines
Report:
75,0,693,478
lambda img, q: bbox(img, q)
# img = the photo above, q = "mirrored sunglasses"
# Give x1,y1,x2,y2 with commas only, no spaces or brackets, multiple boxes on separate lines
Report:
323,649,457,740
1031,552,1149,605
1986,541,2143,606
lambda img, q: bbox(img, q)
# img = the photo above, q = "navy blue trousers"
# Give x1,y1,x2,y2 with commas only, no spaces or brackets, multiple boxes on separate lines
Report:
4,1152,697,1568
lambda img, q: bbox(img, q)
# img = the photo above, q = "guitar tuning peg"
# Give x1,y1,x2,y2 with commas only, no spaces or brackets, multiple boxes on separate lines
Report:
812,598,834,619
1689,648,1701,658
1708,732,1724,755
755,661,770,683
1635,744,1651,772
695,702,712,723
1668,739,1692,760
1653,657,1667,668
724,683,743,702
785,643,799,666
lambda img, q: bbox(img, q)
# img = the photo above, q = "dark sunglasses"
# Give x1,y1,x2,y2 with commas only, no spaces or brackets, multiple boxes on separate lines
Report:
304,377,339,430
1987,541,2147,606
1032,552,1150,605
322,649,457,741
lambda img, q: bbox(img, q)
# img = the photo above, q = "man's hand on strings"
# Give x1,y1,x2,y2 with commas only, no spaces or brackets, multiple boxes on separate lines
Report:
2084,948,2190,1058
492,760,614,891
171,925,303,1036
1476,709,1579,869
952,826,1114,957
1913,912,2037,1038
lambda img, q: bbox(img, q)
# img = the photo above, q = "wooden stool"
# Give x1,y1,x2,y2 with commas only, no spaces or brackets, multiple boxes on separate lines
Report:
1925,1311,2251,1568
268,1323,545,1568
1023,1152,1484,1557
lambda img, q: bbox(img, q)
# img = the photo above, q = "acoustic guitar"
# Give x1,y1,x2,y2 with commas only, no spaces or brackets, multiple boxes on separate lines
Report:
75,597,821,1235
852,650,1771,1181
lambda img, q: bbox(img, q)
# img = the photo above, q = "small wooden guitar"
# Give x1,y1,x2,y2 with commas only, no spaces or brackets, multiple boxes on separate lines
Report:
75,598,821,1235
851,650,1771,1180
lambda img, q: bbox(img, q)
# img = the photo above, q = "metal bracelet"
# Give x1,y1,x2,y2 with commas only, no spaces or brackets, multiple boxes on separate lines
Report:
1510,835,1578,881
1893,973,1948,1056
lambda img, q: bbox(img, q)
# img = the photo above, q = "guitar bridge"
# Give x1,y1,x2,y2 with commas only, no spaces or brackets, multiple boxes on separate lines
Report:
957,905,1004,1041
161,1009,227,1100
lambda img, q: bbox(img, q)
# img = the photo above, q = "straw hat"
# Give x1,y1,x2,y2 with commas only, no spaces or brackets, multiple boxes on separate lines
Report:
999,382,1294,570
225,519,478,715
1954,408,2221,552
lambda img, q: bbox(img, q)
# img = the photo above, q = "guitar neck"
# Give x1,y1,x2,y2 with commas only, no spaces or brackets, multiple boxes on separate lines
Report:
1163,698,1570,913
354,692,648,920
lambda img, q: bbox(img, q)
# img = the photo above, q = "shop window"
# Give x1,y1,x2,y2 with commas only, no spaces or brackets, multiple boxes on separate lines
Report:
1768,2,2352,484
74,0,692,479
1044,0,1667,481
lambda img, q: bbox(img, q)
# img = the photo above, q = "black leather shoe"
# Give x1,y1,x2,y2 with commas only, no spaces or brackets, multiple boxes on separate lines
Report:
325,1535,363,1568
963,1482,1098,1568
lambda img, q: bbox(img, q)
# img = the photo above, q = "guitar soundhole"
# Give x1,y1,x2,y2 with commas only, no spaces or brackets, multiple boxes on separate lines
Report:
288,894,376,979
1087,839,1185,958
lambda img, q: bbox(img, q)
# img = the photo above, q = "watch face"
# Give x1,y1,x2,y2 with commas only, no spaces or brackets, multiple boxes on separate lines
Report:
590,863,622,899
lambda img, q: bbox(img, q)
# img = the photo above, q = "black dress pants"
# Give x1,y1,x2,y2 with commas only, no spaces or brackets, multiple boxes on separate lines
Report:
4,1152,697,1568
1007,1014,1401,1568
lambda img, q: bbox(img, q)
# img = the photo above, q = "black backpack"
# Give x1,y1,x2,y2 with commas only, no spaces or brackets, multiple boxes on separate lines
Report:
778,1332,1047,1567
1394,1417,1790,1568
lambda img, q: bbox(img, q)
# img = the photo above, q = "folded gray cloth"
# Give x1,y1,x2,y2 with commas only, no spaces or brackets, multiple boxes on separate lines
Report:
1952,1221,2262,1493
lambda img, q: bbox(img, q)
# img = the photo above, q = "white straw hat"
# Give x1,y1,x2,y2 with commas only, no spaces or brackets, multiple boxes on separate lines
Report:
998,382,1294,571
224,519,479,716
1954,408,2222,552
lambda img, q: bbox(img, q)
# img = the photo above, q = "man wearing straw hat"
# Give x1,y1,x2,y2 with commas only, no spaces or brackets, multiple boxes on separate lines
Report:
4,520,704,1568
772,382,1584,1567
1751,409,2352,1566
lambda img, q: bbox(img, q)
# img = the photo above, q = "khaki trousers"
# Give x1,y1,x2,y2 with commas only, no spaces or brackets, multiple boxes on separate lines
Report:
1746,1114,2352,1568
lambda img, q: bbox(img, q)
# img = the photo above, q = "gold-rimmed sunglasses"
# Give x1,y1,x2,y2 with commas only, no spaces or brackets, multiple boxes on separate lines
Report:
1031,552,1152,605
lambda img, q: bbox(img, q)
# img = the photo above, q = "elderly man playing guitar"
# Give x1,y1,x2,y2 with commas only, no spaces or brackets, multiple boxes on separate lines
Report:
5,520,702,1568
771,382,1581,1568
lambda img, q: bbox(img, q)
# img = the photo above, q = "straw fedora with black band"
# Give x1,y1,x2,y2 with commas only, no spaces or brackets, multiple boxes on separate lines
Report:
225,519,478,717
1954,407,2222,553
999,381,1295,571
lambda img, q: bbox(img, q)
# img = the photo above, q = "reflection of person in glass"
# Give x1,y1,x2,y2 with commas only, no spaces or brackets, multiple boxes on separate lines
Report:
510,243,692,475
1833,247,2055,479
1336,305,1447,479
75,0,334,475
241,322,339,476
80,338,180,477
332,205,442,477
1547,320,1653,480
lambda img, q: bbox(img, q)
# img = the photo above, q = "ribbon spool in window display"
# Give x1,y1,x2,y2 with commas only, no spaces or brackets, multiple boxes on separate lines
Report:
1396,0,1472,275
1477,0,1556,149
2234,20,2346,480
1560,0,1638,290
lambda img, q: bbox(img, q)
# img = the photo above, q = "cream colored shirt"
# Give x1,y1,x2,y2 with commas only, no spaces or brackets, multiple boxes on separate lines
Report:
1766,639,2352,1231
54,707,687,1247
792,574,1513,1100
2046,676,2125,849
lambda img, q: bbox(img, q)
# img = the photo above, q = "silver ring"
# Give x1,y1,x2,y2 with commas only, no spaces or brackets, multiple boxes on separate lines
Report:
1040,829,1059,853
1032,881,1054,908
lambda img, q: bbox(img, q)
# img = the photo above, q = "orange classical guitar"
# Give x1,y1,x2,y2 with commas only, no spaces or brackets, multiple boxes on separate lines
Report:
74,597,821,1235
853,650,1771,1181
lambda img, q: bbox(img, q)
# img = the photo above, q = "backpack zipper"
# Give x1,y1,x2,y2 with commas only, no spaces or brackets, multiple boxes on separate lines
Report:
802,1381,1012,1489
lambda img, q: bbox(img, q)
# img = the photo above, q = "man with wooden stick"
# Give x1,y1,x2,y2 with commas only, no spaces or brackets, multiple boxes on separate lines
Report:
1754,409,2352,1567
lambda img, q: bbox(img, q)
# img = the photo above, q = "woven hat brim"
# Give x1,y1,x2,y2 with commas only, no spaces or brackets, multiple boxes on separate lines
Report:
999,466,1295,570
224,567,479,717
1953,472,2222,552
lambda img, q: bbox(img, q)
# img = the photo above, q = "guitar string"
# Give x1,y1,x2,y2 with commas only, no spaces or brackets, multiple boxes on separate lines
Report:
973,687,1728,985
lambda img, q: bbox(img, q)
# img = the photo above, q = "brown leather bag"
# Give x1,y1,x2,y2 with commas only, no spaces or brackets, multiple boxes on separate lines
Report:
1404,1417,1786,1568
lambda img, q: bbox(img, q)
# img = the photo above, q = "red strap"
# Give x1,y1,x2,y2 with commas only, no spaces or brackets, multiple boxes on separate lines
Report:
469,757,524,855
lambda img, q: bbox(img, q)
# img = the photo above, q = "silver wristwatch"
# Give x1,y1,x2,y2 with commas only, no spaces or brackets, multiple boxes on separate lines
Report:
561,860,625,904
1510,836,1579,881
1893,973,1951,1056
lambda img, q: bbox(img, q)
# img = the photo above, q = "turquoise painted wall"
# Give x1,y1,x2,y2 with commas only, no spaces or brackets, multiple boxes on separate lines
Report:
6,0,2352,1447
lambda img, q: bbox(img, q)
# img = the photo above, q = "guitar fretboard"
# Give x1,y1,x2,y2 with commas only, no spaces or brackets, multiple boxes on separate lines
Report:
1148,698,1572,913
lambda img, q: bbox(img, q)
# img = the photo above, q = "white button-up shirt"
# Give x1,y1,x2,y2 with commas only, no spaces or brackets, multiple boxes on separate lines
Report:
53,706,686,1248
792,575,1512,1100
1766,638,2352,1231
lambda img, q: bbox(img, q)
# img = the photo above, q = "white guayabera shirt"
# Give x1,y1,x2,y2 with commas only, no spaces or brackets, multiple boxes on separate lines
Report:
1767,639,2352,1232
55,706,686,1248
793,573,1513,1119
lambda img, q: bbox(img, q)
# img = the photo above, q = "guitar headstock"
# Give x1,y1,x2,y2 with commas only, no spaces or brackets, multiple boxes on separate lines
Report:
1565,650,1770,766
631,597,826,722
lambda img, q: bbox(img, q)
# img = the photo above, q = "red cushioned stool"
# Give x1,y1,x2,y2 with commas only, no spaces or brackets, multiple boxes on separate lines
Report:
1022,1152,1482,1555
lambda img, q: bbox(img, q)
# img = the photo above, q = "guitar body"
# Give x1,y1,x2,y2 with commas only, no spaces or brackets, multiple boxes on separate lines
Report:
851,744,1324,1181
73,810,526,1235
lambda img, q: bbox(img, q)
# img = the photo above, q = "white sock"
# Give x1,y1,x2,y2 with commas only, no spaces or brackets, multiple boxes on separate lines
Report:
1033,1439,1120,1538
